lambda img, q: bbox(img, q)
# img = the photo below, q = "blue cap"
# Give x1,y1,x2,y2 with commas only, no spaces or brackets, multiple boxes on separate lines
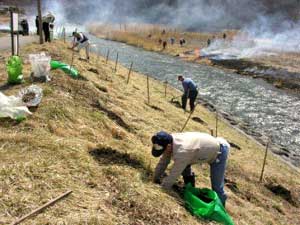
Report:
151,131,173,157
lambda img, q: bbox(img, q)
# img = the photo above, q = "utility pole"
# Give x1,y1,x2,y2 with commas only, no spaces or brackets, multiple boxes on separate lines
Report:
37,0,43,44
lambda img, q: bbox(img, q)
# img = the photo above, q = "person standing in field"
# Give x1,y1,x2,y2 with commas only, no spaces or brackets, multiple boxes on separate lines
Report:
42,13,55,42
178,75,198,112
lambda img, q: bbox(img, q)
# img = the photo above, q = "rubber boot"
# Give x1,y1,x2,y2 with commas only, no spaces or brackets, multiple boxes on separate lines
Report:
183,173,196,187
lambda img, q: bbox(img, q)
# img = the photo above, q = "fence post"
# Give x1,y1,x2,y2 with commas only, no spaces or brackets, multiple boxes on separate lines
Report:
215,111,218,137
259,140,270,182
106,49,110,64
114,52,119,73
63,27,66,43
127,62,133,84
147,76,150,104
164,80,168,98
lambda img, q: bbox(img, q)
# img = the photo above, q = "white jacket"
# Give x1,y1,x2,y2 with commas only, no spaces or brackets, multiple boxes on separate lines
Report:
154,132,227,189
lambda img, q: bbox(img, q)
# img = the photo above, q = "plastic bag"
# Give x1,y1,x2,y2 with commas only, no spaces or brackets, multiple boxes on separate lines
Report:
50,60,79,78
6,56,23,84
29,53,51,82
18,85,43,107
0,92,31,121
184,183,234,225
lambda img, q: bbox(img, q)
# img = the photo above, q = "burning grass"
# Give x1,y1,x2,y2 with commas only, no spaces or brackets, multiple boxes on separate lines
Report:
0,40,299,225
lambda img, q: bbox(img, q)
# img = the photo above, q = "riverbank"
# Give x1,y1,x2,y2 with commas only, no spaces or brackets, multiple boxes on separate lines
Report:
89,25,300,93
0,40,299,224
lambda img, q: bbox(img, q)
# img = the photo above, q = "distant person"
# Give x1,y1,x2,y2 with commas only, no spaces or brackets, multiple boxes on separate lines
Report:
170,37,175,45
42,13,55,42
20,19,29,36
223,33,227,39
179,38,186,47
71,32,90,61
178,75,198,111
148,34,152,39
207,38,211,46
158,38,162,45
151,131,230,207
163,41,167,50
162,29,166,35
35,16,39,35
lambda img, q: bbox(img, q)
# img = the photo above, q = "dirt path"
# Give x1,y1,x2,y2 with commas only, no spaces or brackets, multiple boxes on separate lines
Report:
0,35,38,51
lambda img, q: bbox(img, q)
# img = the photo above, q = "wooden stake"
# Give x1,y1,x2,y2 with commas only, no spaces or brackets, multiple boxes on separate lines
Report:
114,52,119,73
105,49,110,64
11,191,72,225
147,76,150,104
37,0,43,44
259,140,270,182
63,28,66,43
127,62,133,84
215,111,218,137
180,104,197,132
164,80,168,98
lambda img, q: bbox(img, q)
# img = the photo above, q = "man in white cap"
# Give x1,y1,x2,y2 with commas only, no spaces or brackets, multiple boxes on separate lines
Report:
42,13,55,42
151,131,230,206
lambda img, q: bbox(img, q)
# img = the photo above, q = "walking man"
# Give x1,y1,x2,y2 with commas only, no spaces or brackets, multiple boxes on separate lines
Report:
71,32,90,61
151,131,230,206
178,75,198,111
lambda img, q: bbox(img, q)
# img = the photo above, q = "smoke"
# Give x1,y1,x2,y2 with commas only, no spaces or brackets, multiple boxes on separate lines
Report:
202,14,300,59
20,0,300,57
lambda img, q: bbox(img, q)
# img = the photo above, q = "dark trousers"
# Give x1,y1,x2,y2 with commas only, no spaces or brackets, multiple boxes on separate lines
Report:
182,89,198,111
182,165,195,187
43,22,50,42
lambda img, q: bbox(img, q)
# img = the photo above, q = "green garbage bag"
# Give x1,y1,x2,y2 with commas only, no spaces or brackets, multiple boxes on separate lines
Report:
50,60,79,78
6,56,23,84
184,183,234,225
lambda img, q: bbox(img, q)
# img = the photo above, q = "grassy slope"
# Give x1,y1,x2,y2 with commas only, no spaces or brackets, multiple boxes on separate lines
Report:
0,40,299,225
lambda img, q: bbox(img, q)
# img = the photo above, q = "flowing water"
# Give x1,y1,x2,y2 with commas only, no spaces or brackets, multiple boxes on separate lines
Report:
89,36,300,167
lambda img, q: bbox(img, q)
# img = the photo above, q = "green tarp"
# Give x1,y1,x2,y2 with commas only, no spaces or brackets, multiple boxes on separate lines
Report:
184,184,234,225
50,60,79,78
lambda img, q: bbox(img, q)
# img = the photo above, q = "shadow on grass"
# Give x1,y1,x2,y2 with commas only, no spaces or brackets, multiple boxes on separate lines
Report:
91,100,133,132
89,147,152,182
145,103,164,112
0,83,13,91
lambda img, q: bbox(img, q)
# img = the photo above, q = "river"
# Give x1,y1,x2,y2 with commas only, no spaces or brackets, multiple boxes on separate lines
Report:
89,36,300,167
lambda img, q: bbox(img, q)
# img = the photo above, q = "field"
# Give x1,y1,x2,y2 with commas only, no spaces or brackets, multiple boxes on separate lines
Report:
0,40,299,224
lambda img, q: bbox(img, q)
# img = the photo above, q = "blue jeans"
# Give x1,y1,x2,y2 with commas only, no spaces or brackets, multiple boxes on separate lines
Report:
210,144,229,206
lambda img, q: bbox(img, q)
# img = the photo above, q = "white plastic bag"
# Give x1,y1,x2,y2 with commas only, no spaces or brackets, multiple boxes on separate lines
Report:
0,92,32,120
29,52,51,82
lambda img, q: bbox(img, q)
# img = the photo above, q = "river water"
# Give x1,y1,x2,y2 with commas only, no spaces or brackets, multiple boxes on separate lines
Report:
89,36,300,167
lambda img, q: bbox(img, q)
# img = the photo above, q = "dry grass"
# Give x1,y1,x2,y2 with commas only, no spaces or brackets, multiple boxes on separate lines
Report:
0,39,299,225
89,23,237,58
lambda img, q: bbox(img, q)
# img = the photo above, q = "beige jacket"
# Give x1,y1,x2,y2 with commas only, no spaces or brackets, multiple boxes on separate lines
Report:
154,132,222,189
